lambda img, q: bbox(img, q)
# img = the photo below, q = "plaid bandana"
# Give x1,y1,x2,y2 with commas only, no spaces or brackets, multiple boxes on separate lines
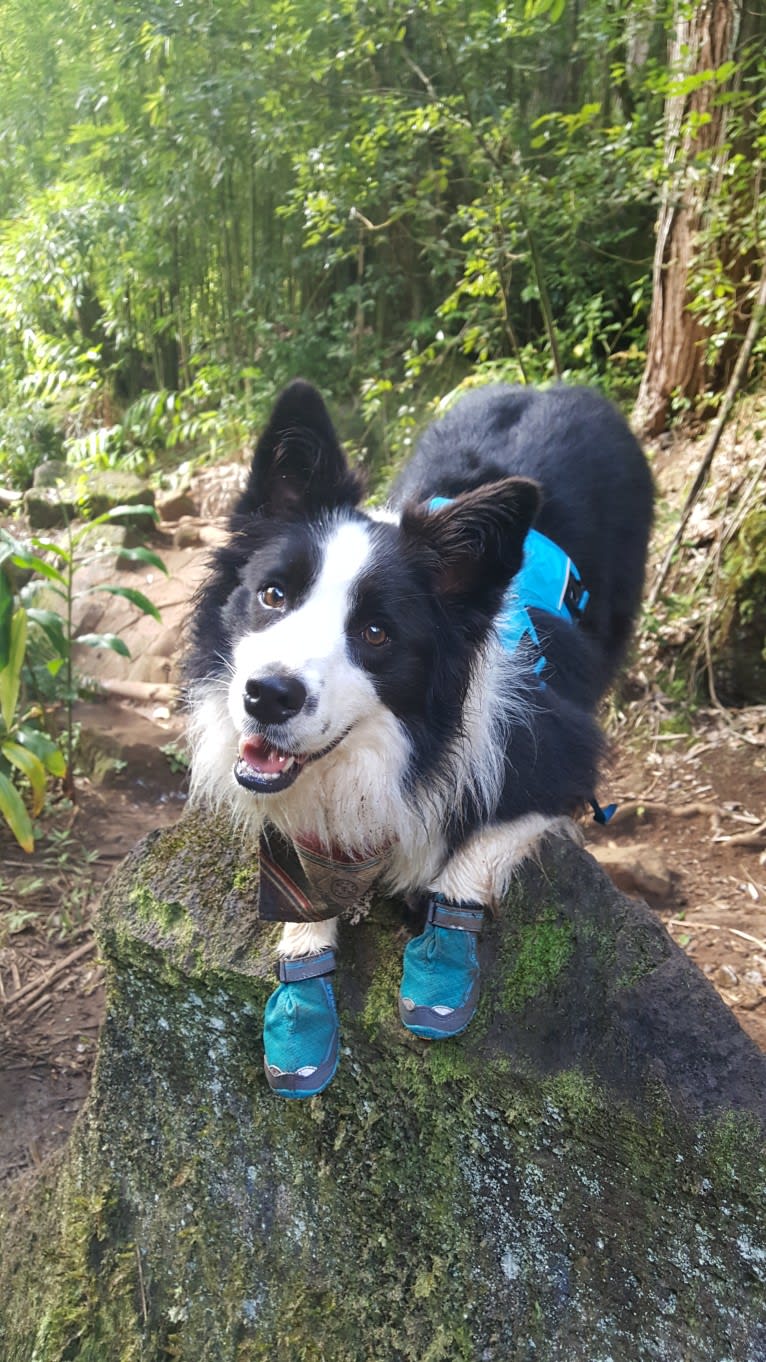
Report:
258,825,387,922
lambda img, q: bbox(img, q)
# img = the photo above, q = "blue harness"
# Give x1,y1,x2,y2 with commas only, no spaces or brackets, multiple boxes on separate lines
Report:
429,499,588,674
494,526,589,676
429,498,614,823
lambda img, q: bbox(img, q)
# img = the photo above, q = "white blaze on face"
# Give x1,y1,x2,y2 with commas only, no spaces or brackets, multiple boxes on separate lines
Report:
228,518,379,752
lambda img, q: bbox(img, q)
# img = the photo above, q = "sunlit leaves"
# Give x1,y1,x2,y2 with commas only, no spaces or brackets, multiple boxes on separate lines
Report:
86,585,161,623
0,609,28,731
0,771,34,852
0,0,762,468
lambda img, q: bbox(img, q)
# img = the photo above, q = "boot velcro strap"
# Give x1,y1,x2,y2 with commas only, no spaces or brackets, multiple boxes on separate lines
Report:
426,895,485,933
276,949,336,984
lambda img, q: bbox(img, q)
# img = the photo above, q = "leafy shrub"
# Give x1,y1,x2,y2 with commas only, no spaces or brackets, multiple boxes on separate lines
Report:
0,403,65,490
0,504,165,846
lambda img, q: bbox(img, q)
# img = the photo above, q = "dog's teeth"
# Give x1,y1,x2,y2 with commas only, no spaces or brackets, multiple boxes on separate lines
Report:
282,756,295,772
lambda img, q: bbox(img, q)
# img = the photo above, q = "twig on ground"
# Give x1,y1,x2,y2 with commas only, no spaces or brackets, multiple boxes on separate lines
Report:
668,919,766,953
27,995,53,1018
713,824,766,848
5,940,96,1016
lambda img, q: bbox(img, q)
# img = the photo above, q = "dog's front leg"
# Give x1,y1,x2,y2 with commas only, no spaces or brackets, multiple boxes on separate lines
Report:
398,815,577,1039
277,919,339,959
263,918,341,1099
430,814,577,909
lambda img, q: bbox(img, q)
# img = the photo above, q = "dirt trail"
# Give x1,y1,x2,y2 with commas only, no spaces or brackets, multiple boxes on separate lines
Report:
585,717,766,1050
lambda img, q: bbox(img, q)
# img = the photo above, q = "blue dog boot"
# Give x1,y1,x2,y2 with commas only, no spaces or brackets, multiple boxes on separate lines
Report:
263,949,339,1098
398,896,484,1039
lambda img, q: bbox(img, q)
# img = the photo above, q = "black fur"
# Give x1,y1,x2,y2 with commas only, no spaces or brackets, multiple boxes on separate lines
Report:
187,379,653,856
395,384,653,705
187,383,356,686
245,379,365,518
396,384,653,837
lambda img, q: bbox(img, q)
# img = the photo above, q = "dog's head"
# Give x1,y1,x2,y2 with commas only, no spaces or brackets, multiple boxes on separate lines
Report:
188,381,539,810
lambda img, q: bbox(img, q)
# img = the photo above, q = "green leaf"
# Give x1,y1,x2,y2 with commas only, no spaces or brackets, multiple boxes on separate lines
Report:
524,0,564,18
714,60,737,85
110,546,168,574
26,607,68,656
0,568,12,671
3,908,39,936
30,537,69,560
0,770,34,852
2,739,48,814
15,727,67,778
0,608,28,730
72,504,158,543
75,632,131,657
88,585,161,622
10,552,68,587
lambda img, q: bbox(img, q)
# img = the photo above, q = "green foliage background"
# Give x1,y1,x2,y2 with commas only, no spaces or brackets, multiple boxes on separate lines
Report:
0,0,763,484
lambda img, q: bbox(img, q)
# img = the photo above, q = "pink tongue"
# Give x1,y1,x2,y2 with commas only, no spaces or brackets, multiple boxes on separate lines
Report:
240,737,291,775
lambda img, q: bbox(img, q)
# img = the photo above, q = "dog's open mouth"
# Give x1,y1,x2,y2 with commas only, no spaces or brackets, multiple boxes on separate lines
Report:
234,731,347,794
234,736,306,793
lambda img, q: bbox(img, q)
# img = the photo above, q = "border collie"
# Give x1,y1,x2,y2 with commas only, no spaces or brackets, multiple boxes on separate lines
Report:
186,380,653,1096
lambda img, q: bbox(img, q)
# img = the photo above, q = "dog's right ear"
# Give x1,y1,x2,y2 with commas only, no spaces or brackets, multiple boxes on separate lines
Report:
241,380,364,518
401,477,541,615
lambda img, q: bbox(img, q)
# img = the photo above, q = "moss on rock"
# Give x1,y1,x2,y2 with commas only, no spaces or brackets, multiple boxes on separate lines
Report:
500,912,574,1011
2,810,766,1361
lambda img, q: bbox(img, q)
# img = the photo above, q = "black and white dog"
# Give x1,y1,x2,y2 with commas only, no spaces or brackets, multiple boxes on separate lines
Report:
186,380,652,1094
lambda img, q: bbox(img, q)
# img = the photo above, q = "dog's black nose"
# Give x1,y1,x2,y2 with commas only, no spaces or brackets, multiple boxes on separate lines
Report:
243,673,307,725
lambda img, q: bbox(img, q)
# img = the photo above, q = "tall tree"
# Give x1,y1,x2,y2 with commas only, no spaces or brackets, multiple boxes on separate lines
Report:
634,0,763,436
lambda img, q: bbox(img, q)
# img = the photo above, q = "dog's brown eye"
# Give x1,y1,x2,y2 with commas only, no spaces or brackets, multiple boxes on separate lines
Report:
259,585,286,610
362,623,388,647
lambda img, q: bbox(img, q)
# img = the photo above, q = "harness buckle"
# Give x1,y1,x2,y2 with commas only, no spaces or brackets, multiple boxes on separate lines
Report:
563,572,588,619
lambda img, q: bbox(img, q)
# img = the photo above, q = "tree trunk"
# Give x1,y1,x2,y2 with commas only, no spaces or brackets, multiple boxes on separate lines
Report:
634,0,743,437
2,810,766,1361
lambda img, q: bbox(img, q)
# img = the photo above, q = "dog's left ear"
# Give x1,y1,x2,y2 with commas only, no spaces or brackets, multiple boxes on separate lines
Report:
401,478,541,610
242,380,364,518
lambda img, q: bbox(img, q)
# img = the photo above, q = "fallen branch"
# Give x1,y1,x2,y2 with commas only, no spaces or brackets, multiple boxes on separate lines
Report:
713,824,766,849
609,799,718,825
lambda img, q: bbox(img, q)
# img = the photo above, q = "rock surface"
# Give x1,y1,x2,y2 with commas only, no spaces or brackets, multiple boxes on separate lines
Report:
31,459,69,488
1,814,765,1362
589,842,674,899
156,489,198,522
23,469,155,530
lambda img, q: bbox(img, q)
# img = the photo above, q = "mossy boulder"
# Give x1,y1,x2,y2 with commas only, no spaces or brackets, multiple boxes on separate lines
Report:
86,471,156,526
24,481,80,529
2,812,765,1362
32,459,70,488
24,470,155,530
